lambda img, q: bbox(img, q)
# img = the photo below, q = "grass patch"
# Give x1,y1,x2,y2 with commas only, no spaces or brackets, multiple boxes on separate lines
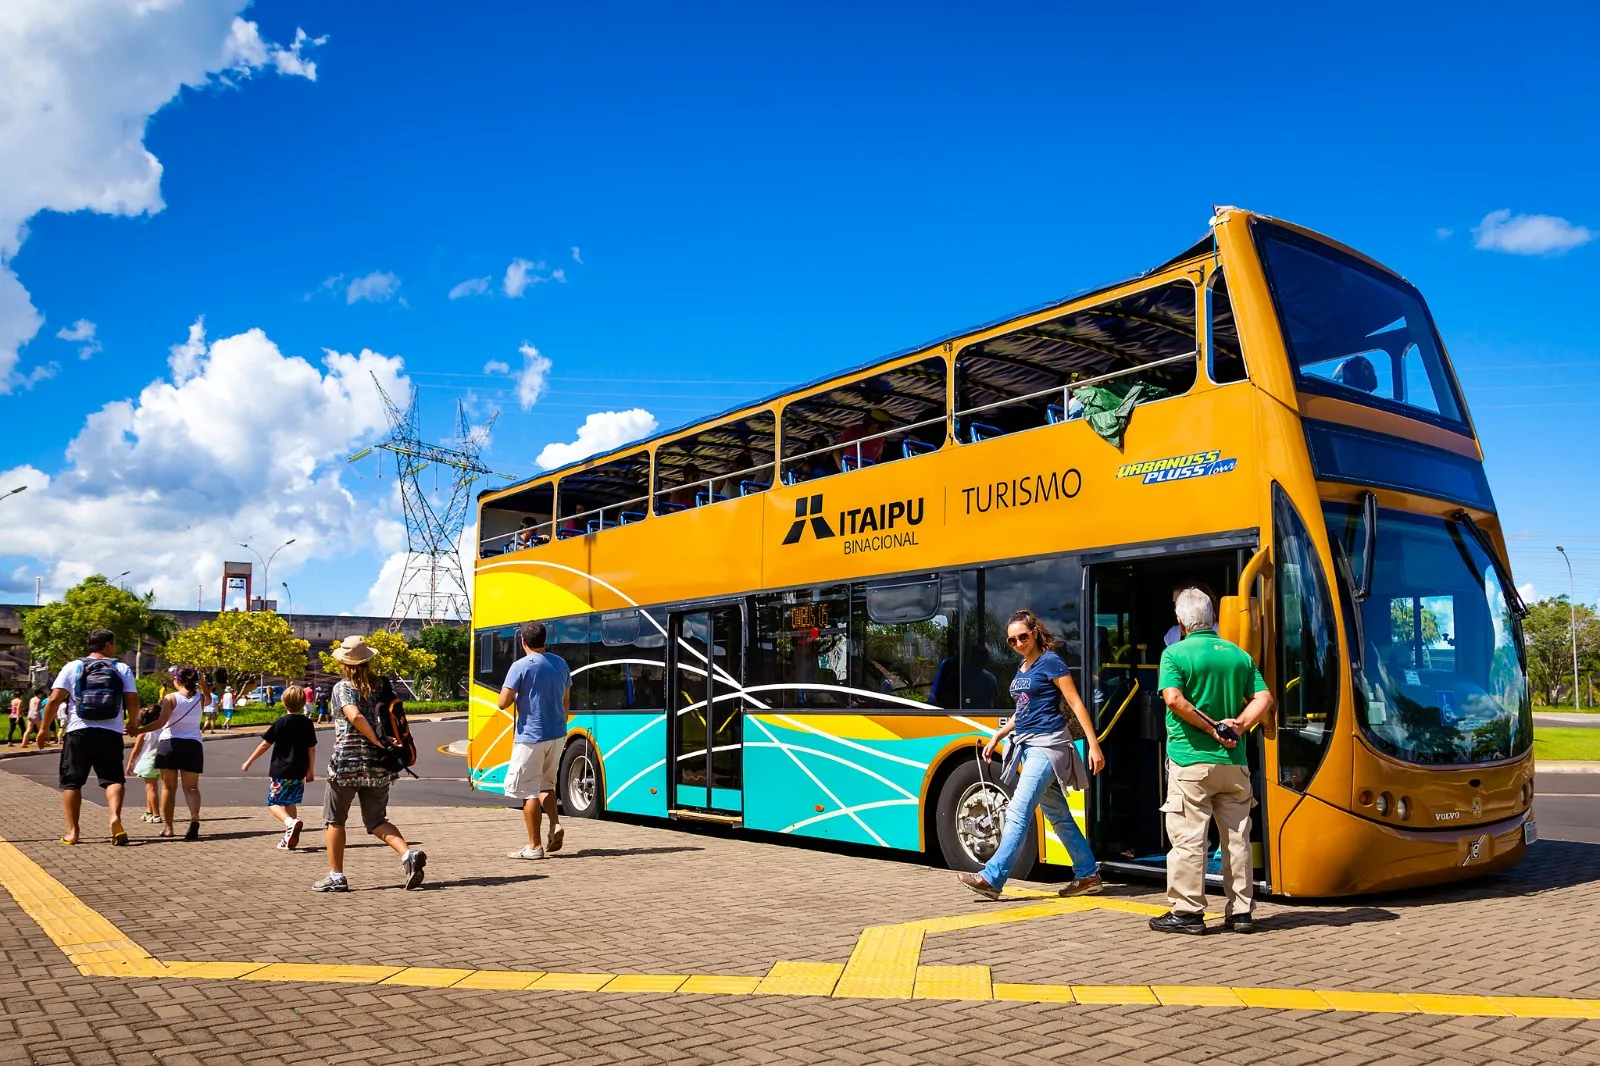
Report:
1533,727,1600,762
1535,704,1600,714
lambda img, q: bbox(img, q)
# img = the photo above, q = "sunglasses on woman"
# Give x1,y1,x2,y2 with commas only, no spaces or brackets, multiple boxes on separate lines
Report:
1006,632,1033,647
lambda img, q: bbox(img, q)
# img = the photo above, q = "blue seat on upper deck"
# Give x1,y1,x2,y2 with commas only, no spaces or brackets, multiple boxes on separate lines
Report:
968,422,1003,443
739,480,770,496
902,439,937,458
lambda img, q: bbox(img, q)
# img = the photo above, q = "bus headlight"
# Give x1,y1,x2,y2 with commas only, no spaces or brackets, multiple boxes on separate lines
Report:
1397,796,1410,821
1376,792,1392,816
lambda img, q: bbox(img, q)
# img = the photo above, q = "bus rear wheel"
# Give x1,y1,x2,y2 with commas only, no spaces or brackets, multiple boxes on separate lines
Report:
934,758,1036,874
559,738,603,819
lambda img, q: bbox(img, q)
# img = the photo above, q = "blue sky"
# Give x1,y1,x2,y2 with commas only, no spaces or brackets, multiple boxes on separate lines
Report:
1,2,1597,615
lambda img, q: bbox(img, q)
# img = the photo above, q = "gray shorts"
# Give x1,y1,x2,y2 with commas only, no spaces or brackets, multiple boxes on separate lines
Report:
322,780,392,833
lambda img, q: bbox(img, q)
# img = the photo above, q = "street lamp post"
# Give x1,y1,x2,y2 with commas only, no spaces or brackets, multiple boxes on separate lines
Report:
238,538,296,610
0,485,27,503
1556,546,1580,711
280,581,294,624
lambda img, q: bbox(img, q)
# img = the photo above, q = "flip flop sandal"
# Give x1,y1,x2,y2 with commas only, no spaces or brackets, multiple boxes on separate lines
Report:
57,838,78,846
110,825,130,846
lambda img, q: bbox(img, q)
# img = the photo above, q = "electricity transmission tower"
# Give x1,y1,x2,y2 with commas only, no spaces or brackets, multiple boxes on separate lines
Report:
350,375,509,629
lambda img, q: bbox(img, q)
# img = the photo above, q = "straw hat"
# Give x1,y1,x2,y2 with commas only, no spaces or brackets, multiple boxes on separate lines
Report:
330,635,377,665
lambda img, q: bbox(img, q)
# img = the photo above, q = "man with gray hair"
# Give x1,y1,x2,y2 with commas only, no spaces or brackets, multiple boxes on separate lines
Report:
1149,586,1274,935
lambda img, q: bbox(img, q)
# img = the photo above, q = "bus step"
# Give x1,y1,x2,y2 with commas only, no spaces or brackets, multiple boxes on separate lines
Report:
668,809,743,826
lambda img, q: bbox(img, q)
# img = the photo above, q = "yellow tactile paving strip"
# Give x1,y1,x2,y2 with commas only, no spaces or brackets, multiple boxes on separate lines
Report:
2,836,1598,1019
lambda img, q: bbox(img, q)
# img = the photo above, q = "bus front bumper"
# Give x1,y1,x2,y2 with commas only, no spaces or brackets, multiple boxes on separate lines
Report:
1277,795,1531,897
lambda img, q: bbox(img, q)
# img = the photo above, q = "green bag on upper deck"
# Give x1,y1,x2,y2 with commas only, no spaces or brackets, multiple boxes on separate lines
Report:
1074,381,1169,448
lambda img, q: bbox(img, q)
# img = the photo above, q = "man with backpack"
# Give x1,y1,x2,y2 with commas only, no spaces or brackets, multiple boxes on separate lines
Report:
39,629,144,846
498,621,572,860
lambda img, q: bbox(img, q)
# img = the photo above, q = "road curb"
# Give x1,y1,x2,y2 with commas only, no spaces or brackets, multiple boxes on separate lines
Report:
1537,761,1600,774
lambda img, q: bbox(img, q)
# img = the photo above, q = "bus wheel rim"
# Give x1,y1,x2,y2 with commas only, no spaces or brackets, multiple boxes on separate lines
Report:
955,782,1007,864
570,752,597,811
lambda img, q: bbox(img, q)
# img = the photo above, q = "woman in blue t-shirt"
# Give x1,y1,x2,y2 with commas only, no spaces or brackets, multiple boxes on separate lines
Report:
958,610,1106,900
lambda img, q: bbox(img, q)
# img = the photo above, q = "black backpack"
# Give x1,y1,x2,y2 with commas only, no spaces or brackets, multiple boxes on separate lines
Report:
369,684,418,777
74,658,124,721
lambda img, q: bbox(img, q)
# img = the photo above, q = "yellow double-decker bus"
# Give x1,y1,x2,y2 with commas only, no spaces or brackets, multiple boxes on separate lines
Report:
468,206,1534,898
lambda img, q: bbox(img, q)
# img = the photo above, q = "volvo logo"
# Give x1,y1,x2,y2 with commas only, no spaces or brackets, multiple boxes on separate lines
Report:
1435,811,1460,821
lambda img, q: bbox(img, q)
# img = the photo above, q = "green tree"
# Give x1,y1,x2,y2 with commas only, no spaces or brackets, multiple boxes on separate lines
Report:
416,625,469,698
1389,597,1443,648
318,629,435,681
20,575,163,671
1522,596,1600,706
162,610,310,697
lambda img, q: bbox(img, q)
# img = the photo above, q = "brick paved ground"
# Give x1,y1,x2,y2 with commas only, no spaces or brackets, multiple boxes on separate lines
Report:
1,769,1597,1065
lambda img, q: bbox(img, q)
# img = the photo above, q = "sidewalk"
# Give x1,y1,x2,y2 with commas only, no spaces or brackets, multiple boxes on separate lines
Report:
0,763,1597,1064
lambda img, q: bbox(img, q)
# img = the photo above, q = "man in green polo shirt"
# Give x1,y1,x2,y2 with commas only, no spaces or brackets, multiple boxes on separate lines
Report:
1149,587,1274,935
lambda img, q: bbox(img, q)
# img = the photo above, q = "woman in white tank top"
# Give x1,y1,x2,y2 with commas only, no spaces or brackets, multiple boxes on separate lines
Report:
145,666,211,840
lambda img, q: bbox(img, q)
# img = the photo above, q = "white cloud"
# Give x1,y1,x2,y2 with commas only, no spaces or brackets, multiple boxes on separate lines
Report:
0,320,408,607
551,268,566,284
537,409,658,470
483,359,511,375
503,258,546,298
55,318,102,359
571,246,583,264
1473,210,1593,257
357,516,478,619
221,19,326,81
346,271,401,304
1435,227,1454,240
1518,582,1537,604
0,3,324,391
449,276,491,300
514,343,552,410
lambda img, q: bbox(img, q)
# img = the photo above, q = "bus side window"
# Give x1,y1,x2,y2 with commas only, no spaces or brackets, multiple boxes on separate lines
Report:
854,577,958,709
1207,270,1248,384
1273,484,1339,792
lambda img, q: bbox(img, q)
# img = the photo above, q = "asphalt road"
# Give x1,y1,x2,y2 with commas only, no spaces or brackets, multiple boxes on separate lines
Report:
2,721,1595,844
0,720,496,810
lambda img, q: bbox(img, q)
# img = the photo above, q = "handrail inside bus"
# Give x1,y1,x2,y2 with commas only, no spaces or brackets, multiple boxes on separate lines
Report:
655,459,778,512
780,413,948,482
1095,679,1140,743
952,350,1199,424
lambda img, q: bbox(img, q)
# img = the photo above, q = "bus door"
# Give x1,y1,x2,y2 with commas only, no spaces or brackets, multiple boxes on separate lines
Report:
1086,550,1252,879
1086,563,1167,871
667,604,746,816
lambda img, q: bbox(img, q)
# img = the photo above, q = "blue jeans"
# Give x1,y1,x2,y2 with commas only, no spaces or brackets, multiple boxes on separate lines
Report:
982,744,1097,888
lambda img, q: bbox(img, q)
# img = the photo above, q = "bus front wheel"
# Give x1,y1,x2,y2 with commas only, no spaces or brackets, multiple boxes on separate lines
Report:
934,757,1035,874
559,738,603,819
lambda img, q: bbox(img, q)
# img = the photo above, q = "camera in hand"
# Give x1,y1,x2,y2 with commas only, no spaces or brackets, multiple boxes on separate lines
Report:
1213,722,1240,743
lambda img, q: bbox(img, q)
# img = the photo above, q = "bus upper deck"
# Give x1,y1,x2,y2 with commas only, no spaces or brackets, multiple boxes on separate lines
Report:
469,207,1533,898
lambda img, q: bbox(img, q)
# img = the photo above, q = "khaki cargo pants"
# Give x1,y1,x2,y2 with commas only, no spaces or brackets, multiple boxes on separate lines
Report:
1161,760,1254,919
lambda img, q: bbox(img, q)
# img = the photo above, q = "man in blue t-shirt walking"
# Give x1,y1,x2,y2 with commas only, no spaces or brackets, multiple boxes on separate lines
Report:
498,621,572,860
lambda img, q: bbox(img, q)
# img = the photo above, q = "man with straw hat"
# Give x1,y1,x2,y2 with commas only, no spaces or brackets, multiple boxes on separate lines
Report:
315,635,427,892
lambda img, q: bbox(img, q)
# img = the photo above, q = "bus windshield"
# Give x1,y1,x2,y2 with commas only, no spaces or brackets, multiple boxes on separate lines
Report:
1325,505,1531,766
1258,227,1465,427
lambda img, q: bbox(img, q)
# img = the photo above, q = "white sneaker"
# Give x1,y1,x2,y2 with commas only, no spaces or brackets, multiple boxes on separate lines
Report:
276,839,292,850
507,845,546,860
